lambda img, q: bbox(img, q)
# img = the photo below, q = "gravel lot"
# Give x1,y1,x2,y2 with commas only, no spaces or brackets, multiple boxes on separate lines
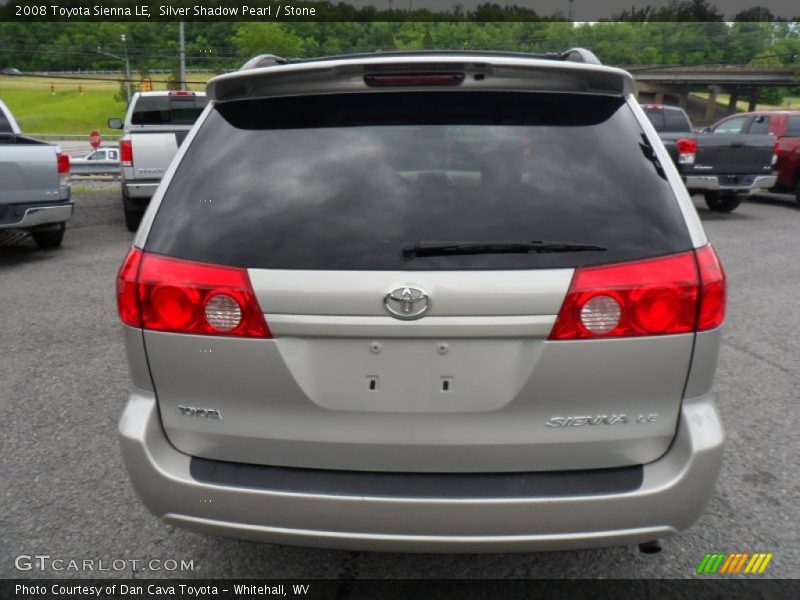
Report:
1,186,798,579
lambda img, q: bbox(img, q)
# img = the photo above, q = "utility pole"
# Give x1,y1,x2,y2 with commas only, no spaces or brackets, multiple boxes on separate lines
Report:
179,21,187,91
121,34,131,104
568,0,574,21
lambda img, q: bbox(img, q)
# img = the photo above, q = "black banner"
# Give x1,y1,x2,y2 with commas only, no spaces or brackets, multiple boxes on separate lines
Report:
2,0,800,22
3,579,800,600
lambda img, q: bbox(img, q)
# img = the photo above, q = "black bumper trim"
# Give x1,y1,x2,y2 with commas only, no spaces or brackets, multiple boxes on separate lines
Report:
190,457,644,499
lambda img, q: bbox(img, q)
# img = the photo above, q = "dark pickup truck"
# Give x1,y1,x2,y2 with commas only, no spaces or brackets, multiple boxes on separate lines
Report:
642,104,776,212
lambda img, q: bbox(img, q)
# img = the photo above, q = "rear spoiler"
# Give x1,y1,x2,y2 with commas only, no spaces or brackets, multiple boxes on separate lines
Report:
239,48,602,70
209,50,635,103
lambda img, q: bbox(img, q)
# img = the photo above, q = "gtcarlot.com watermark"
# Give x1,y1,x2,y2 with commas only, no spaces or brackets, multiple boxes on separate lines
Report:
14,554,195,573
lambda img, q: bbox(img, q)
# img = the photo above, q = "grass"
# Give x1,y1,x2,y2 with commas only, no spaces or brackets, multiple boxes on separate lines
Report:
0,75,126,135
0,74,211,135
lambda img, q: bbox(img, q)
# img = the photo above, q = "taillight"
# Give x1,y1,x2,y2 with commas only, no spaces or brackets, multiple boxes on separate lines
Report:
120,139,133,167
364,73,465,87
57,152,70,186
115,248,271,338
676,138,697,165
168,91,196,96
695,245,726,330
549,251,701,340
117,247,143,328
57,152,70,173
772,140,779,167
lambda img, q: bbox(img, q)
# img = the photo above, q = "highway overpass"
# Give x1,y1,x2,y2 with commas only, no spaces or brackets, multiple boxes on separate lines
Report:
626,65,798,123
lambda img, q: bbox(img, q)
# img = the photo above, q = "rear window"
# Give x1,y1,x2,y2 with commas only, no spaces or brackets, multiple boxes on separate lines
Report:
130,95,208,126
146,92,692,270
713,116,748,134
786,116,800,137
643,108,691,133
748,115,771,134
0,106,12,134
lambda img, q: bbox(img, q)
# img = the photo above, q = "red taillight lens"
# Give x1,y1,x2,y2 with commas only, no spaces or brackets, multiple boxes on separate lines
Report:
364,73,465,87
136,252,271,337
149,285,197,330
117,247,143,327
549,252,700,340
57,152,70,185
120,139,133,167
116,249,270,337
695,245,726,330
676,138,697,165
772,140,780,166
676,138,697,154
57,152,70,173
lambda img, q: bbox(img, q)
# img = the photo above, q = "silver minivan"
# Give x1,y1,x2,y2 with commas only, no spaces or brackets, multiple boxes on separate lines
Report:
117,49,726,553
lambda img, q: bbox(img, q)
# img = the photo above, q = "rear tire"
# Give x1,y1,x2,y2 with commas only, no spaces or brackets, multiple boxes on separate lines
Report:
704,192,741,213
124,204,144,232
794,179,800,207
31,223,65,249
122,187,144,232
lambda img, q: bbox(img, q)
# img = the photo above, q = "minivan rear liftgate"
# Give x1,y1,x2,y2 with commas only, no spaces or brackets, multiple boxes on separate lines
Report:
120,90,721,474
118,52,726,551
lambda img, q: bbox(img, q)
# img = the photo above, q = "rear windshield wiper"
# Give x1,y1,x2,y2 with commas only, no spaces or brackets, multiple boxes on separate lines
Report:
400,240,607,261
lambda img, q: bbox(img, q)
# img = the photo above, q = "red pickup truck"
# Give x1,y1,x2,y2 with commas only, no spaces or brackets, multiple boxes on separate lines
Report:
709,111,800,204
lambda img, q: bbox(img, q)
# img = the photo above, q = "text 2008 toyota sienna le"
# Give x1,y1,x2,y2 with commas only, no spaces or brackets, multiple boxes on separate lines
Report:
116,49,726,552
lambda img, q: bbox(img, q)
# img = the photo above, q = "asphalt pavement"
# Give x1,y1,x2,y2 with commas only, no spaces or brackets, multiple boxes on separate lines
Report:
1,185,798,579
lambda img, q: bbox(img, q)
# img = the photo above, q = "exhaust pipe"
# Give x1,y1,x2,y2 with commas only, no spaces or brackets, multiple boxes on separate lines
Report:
639,540,662,554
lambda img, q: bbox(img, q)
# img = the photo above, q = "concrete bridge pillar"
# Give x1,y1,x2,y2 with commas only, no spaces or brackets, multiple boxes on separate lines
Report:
748,89,759,112
728,91,739,112
705,86,719,122
654,91,665,104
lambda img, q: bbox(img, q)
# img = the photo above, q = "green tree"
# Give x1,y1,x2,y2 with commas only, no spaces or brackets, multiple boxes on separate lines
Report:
166,61,181,91
114,79,128,104
749,51,789,104
233,23,306,60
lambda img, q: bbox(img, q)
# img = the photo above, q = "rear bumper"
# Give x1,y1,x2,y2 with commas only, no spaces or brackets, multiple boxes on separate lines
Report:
123,181,160,200
0,202,73,230
119,392,724,553
684,174,776,193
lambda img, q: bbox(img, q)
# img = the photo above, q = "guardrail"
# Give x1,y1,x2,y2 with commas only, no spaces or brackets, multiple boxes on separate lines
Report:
27,69,214,76
70,161,121,177
28,134,123,142
69,158,120,176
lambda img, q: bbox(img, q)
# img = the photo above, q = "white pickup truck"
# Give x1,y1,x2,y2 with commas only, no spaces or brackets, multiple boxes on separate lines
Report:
0,99,72,248
108,91,208,231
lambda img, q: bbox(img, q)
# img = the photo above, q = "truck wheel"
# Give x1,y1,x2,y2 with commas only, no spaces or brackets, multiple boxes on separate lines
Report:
31,223,65,249
795,180,800,206
704,192,741,213
124,205,143,232
122,188,144,232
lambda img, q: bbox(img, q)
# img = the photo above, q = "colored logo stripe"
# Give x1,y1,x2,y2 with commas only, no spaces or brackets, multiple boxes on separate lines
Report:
744,553,774,574
720,553,749,573
718,553,737,573
697,552,773,575
697,553,726,574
